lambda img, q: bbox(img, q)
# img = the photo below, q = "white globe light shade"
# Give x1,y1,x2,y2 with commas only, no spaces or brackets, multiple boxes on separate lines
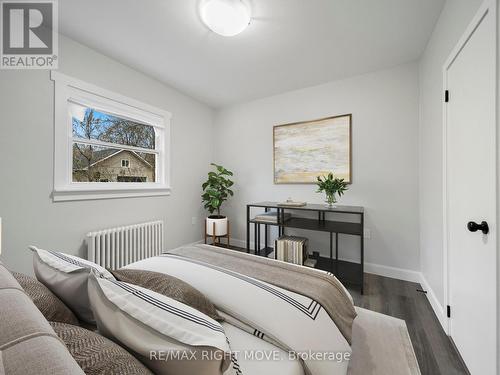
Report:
200,0,251,37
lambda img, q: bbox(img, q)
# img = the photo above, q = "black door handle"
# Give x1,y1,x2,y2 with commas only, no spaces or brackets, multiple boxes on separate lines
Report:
467,221,489,234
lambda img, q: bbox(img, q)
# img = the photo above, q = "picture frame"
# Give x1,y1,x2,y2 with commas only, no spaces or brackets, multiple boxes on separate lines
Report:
273,114,352,184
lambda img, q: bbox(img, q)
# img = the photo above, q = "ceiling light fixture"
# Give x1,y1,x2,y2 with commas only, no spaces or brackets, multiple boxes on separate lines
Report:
200,0,251,37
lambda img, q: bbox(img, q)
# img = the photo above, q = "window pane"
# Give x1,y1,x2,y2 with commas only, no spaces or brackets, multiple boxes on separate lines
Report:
70,102,155,150
72,143,156,182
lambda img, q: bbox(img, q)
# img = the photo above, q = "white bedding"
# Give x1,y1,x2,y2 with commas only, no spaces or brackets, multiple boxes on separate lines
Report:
222,322,304,375
126,255,351,375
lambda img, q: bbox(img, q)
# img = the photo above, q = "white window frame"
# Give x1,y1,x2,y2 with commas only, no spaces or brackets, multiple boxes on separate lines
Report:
121,159,130,168
51,71,171,202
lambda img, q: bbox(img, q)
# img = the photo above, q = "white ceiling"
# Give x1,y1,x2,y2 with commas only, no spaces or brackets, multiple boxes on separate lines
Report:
59,0,445,108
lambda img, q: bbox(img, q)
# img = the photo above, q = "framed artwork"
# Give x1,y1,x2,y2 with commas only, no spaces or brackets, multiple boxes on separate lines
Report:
273,114,352,184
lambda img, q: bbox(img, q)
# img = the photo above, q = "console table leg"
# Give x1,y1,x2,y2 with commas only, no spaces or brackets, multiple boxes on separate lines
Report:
246,205,250,253
264,208,269,255
257,223,261,255
265,224,268,253
254,222,257,255
361,214,365,295
278,209,282,237
330,232,333,274
335,233,339,276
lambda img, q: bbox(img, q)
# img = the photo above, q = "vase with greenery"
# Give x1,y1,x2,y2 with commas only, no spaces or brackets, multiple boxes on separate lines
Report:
316,172,348,207
202,163,234,236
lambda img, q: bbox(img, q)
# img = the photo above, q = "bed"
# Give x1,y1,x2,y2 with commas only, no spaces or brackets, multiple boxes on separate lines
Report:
28,240,420,375
124,244,421,375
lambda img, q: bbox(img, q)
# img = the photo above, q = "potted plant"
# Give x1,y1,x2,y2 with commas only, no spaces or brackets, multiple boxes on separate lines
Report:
202,163,234,236
316,172,348,207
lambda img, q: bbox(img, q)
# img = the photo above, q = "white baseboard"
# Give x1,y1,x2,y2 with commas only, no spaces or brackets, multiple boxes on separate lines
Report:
364,262,421,283
362,263,449,335
362,263,449,334
418,273,448,334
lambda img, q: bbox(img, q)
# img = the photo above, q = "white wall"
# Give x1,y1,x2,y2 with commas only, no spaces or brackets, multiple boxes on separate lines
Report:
0,36,214,274
418,0,483,309
213,63,421,275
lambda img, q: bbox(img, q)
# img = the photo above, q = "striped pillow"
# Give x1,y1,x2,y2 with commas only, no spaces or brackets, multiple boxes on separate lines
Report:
31,246,115,323
88,272,238,375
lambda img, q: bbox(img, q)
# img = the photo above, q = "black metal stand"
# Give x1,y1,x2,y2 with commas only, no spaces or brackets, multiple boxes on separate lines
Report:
246,202,365,294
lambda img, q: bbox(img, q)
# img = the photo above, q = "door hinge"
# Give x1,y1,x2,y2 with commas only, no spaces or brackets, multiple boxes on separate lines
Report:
447,305,451,318
445,90,449,103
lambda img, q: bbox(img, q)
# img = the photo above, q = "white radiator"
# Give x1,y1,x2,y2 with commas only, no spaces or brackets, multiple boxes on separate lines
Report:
86,221,164,269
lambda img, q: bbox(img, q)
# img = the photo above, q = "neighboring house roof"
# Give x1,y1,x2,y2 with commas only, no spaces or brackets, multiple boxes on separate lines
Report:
74,149,153,171
89,149,153,168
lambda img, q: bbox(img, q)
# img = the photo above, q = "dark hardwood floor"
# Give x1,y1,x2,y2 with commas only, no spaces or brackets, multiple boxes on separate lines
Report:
216,243,469,375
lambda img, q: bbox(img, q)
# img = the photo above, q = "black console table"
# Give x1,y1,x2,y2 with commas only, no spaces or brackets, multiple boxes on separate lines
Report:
246,202,365,294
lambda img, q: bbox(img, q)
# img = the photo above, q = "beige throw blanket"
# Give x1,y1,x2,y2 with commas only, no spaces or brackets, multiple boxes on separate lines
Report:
168,244,357,344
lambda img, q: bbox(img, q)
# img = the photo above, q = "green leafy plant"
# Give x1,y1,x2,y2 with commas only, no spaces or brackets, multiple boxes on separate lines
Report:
202,163,234,217
316,172,348,206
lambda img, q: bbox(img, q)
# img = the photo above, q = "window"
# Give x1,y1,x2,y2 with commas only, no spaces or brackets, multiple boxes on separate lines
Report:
52,72,171,201
71,105,156,183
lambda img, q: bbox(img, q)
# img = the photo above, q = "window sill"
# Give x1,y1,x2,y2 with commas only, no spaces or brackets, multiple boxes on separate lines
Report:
52,186,171,202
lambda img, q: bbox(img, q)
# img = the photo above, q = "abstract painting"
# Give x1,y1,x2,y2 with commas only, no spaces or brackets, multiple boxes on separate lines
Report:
273,114,351,184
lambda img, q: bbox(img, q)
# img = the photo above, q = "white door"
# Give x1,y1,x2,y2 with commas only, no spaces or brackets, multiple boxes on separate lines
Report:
445,2,497,374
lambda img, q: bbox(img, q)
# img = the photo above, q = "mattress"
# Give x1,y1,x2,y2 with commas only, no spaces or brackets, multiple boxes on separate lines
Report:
222,322,304,375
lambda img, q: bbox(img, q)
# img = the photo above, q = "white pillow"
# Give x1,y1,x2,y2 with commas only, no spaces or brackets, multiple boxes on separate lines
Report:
87,272,237,375
30,246,115,323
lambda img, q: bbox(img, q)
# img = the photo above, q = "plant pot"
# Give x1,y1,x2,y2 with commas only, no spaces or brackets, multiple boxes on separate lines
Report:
206,215,228,236
325,193,337,208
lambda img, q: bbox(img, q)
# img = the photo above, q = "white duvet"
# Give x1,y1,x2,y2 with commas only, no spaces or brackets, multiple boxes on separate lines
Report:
222,322,304,375
126,255,351,375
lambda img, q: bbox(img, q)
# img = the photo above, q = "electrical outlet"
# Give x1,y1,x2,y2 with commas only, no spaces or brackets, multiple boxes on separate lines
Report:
191,217,198,225
363,228,371,239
